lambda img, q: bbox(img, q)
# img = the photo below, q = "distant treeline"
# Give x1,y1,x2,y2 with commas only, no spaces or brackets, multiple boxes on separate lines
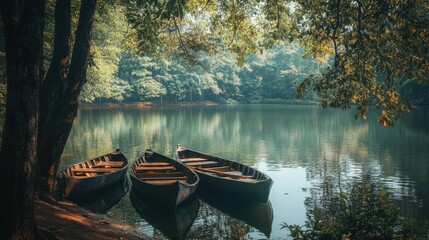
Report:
82,43,322,104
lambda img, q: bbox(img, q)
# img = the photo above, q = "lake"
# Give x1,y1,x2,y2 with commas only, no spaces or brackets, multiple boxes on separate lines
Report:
60,104,429,239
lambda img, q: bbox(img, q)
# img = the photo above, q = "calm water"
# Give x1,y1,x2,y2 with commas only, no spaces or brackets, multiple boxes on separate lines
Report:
60,104,429,239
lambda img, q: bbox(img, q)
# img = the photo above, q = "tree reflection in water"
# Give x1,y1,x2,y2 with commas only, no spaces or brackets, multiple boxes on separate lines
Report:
283,174,428,240
186,202,252,240
197,188,273,238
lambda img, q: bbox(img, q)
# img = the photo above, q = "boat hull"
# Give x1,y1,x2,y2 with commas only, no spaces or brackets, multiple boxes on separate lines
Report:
197,172,272,203
175,145,273,203
130,176,185,207
71,178,130,213
129,150,199,208
57,150,129,199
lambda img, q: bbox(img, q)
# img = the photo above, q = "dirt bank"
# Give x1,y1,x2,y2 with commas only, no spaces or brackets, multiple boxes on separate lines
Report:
35,195,155,240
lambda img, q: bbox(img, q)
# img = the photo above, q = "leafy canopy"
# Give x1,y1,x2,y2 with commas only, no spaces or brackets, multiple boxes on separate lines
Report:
292,0,429,126
125,0,429,126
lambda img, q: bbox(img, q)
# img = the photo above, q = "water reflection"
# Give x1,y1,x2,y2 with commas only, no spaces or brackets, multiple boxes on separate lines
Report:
198,188,273,238
285,173,429,239
68,179,130,213
186,202,254,240
130,188,199,240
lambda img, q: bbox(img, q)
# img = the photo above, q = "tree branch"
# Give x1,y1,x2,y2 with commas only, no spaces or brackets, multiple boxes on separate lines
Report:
332,0,341,68
173,17,199,66
69,0,97,97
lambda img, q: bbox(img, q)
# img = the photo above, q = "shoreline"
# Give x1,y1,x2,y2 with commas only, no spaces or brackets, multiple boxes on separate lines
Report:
35,194,154,240
78,101,219,110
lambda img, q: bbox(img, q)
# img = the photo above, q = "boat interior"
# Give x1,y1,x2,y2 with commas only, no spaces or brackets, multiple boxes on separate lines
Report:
65,153,127,178
131,154,198,185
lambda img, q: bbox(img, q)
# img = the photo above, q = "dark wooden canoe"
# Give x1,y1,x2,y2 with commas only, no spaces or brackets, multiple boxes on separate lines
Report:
129,149,199,208
57,149,129,199
175,144,273,203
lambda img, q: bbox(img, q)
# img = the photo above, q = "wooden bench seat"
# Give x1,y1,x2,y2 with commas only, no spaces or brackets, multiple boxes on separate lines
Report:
135,166,175,171
195,167,253,179
139,162,170,166
138,176,187,181
146,179,188,184
205,166,230,171
95,161,125,167
186,161,218,168
134,172,184,178
181,157,208,163
71,168,117,173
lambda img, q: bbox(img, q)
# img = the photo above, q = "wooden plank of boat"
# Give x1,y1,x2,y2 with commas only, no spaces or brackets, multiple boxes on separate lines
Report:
181,158,208,163
135,166,176,171
135,172,184,178
138,176,187,181
95,162,125,167
185,161,218,168
71,168,118,173
195,166,253,179
146,179,189,184
139,162,170,166
205,166,231,171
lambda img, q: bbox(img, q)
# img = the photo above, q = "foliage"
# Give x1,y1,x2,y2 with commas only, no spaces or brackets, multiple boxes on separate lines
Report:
124,0,429,126
282,176,426,240
3,0,428,123
292,0,429,127
81,5,132,102
80,0,429,127
96,41,320,104
126,0,294,64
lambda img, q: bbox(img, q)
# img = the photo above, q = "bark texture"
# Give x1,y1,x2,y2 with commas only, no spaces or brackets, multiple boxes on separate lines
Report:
38,0,97,194
0,0,45,238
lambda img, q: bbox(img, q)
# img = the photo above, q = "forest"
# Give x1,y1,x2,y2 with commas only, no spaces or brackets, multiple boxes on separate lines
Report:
2,1,429,109
1,0,429,239
0,4,323,107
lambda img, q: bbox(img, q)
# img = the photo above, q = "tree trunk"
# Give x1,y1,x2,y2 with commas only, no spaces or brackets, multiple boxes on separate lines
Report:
38,0,72,195
0,0,45,238
37,0,97,194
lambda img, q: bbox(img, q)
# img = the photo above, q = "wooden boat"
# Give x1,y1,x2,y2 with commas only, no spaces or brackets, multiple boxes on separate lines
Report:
57,149,129,199
175,144,273,203
129,149,199,208
130,188,200,240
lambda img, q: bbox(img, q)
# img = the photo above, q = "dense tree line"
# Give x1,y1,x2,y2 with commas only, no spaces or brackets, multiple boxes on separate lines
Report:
71,4,320,104
82,40,321,104
78,1,429,108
